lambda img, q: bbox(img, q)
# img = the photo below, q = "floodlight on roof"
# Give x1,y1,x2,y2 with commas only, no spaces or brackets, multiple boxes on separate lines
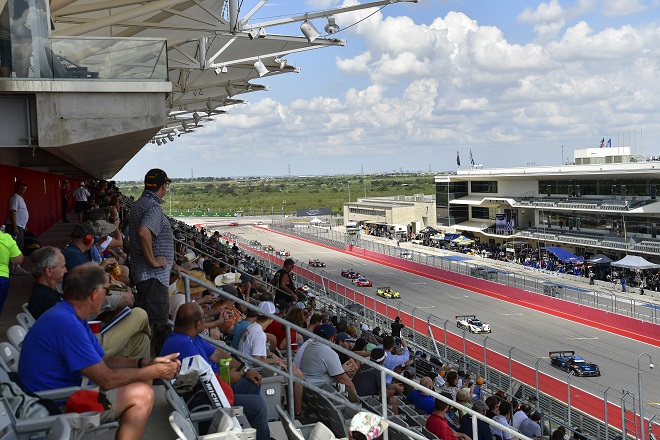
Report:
167,133,174,142
301,19,320,42
206,99,214,113
156,139,162,146
325,16,340,34
182,121,189,131
254,59,268,77
162,138,167,144
225,83,235,97
248,27,266,40
193,112,201,125
274,57,287,70
174,128,181,137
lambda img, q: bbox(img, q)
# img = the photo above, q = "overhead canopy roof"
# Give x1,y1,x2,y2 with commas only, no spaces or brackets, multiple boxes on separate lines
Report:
611,255,660,270
586,254,613,265
545,247,584,264
49,0,416,151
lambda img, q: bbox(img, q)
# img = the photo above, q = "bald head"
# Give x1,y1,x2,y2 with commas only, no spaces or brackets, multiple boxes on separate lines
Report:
175,302,204,333
420,376,433,390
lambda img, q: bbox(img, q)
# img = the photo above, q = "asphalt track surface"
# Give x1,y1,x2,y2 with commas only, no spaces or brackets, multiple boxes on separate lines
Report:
191,219,660,432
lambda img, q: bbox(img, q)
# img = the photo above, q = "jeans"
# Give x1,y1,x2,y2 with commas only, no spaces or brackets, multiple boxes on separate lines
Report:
233,393,270,440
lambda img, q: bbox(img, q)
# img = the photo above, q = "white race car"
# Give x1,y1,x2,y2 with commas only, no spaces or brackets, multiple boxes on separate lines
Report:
456,315,491,333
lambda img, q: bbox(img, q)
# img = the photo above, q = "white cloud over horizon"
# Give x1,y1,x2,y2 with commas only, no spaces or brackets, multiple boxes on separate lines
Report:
114,0,660,180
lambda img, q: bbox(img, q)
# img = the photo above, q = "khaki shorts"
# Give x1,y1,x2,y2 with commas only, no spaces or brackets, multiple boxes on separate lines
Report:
99,388,117,423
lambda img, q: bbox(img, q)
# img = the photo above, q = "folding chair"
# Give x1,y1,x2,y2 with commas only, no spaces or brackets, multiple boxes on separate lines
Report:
0,342,20,373
16,313,35,331
7,325,26,351
168,411,253,440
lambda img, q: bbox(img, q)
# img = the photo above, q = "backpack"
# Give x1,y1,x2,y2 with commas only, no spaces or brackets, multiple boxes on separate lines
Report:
0,376,59,420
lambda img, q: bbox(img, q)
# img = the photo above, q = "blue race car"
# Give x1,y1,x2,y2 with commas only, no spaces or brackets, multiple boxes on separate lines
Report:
549,351,601,377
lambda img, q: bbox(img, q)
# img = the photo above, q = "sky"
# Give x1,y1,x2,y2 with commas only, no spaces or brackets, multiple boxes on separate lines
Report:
113,0,660,180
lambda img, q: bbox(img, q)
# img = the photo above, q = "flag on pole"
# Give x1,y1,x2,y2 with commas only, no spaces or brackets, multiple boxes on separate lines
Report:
606,138,611,148
599,138,605,148
456,150,461,166
470,150,475,167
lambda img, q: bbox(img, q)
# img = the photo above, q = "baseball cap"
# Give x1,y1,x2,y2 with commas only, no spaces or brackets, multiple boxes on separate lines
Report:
239,273,252,284
14,180,27,188
370,348,386,363
349,412,388,440
456,388,470,403
472,400,488,412
335,332,357,343
258,301,278,315
144,168,171,189
316,324,337,339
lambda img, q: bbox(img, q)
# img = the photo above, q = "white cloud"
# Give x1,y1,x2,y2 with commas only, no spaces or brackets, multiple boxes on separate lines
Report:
115,5,660,179
601,0,653,16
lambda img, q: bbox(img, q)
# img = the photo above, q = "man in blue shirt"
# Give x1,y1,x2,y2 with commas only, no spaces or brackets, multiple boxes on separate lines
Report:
379,335,410,384
406,376,435,414
19,263,180,440
161,302,270,440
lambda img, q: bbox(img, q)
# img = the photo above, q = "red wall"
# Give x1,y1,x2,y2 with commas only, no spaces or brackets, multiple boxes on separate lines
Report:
0,165,80,236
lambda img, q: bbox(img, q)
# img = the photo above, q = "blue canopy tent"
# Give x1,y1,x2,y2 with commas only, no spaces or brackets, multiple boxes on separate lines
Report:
545,247,584,264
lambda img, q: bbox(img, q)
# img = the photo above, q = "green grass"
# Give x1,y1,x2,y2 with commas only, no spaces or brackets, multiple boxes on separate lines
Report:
119,174,436,215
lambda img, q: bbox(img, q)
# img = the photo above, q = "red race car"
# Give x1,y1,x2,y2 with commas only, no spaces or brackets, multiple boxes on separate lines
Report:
278,249,290,256
228,221,239,226
341,269,360,279
353,277,372,287
309,259,326,267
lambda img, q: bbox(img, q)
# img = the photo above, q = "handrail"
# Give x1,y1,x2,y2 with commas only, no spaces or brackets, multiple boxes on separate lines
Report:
173,250,531,440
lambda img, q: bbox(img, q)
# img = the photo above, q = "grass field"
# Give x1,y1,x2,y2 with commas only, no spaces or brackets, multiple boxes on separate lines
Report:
119,174,437,215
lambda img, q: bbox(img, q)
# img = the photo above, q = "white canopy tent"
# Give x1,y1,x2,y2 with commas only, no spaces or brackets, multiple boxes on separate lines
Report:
611,255,660,270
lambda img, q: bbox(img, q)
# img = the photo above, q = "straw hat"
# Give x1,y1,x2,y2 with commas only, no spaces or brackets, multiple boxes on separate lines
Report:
175,270,208,295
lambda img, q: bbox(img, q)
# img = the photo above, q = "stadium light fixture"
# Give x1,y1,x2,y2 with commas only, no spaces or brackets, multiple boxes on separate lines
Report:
254,59,268,77
156,139,162,146
167,133,174,142
193,112,201,125
325,16,340,34
300,19,320,42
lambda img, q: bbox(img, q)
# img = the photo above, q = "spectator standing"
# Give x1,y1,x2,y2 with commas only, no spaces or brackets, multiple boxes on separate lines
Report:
128,169,182,353
72,181,90,223
60,179,71,223
0,227,23,314
272,258,298,307
391,315,404,339
4,179,29,275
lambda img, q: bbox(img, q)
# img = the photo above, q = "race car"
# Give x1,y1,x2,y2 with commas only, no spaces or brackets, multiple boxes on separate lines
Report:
308,259,326,267
264,245,275,252
277,249,290,256
353,277,373,287
549,351,601,377
376,287,400,299
248,240,261,246
341,269,361,279
456,315,491,333
228,221,239,226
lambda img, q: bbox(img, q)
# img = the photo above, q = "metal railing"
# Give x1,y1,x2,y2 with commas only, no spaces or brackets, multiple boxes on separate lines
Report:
175,269,531,440
223,224,660,440
269,221,659,324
